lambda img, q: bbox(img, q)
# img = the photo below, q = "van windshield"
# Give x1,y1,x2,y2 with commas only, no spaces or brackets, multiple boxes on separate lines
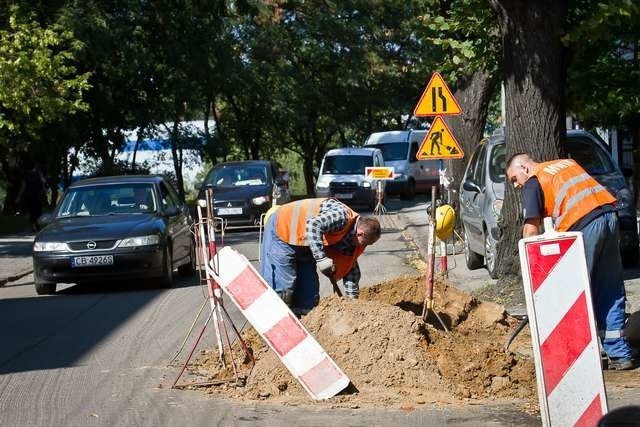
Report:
366,143,408,161
322,155,373,175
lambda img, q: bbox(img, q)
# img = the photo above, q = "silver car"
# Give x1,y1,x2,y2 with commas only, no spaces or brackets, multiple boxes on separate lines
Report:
459,129,638,278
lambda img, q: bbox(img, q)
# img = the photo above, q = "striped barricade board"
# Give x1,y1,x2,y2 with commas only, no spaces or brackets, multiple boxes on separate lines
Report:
518,231,608,426
209,246,350,400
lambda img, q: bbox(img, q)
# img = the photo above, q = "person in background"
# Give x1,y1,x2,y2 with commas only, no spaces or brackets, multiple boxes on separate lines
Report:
260,197,381,315
16,160,46,232
506,153,638,370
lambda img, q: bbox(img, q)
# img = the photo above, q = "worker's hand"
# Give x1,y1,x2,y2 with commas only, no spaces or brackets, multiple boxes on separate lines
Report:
317,257,335,278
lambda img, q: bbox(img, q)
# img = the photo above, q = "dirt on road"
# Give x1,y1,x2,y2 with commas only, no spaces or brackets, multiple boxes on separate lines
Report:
187,274,537,411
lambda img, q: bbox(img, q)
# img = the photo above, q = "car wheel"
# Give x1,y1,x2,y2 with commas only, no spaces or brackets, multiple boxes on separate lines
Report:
35,278,56,295
178,241,196,277
400,180,415,201
622,246,639,268
484,231,499,279
159,248,174,288
464,226,484,270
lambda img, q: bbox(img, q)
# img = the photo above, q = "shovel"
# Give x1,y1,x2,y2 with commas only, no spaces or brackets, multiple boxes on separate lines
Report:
330,278,343,297
504,315,529,351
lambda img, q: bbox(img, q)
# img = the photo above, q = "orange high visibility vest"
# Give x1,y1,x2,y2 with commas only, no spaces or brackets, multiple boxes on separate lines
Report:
532,159,616,231
275,198,362,280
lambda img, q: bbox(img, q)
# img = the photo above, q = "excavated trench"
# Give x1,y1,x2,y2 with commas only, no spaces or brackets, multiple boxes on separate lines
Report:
185,273,538,411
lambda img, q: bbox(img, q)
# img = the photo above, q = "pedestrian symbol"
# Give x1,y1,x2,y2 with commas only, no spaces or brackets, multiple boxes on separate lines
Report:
416,116,464,160
413,72,462,117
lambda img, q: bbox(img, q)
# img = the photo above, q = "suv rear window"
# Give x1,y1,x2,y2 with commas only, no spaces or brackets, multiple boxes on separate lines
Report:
566,137,615,175
322,155,373,175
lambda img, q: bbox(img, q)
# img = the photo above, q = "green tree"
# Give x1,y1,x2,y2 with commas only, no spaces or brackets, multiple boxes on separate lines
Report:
0,5,90,212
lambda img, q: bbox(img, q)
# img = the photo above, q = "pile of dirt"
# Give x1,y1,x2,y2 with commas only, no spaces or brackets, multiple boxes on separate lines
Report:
187,274,537,409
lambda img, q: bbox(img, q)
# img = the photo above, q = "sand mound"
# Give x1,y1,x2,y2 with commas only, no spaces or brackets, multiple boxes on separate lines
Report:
186,274,536,409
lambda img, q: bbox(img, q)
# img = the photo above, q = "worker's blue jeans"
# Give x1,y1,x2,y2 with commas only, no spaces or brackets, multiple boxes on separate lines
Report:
260,211,319,313
581,212,634,359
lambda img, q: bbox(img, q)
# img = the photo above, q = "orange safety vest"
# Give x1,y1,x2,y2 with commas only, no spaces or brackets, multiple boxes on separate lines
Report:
275,198,363,280
532,159,616,231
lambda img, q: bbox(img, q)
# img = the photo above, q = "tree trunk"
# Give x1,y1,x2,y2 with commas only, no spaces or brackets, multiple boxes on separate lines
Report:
489,0,568,279
168,120,185,201
445,70,500,192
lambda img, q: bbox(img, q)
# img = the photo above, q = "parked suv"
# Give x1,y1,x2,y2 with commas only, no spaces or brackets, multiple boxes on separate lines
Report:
197,160,291,228
315,147,385,210
459,129,639,278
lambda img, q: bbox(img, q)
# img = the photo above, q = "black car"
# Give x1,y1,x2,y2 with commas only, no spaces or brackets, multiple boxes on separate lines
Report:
32,175,195,295
197,160,291,227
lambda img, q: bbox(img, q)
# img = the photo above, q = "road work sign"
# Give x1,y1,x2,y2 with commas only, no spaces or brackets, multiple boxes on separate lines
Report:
416,116,464,160
413,71,462,117
210,246,350,400
365,166,395,180
519,224,607,426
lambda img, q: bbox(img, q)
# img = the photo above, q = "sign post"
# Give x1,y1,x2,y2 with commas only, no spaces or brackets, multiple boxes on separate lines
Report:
365,166,395,215
412,72,464,326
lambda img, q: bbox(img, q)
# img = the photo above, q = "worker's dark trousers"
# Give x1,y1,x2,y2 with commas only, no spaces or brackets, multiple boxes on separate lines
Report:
260,211,320,313
582,212,634,360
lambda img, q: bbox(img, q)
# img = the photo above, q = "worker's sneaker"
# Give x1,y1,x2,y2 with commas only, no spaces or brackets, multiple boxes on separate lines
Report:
608,357,640,370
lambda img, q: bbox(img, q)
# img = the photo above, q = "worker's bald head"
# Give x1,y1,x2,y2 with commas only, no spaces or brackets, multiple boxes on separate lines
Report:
506,153,536,189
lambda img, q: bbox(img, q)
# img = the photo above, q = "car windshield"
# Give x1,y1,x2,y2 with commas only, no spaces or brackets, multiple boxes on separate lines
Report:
366,143,407,161
566,137,616,175
204,164,268,187
489,143,506,183
57,183,157,217
322,155,373,175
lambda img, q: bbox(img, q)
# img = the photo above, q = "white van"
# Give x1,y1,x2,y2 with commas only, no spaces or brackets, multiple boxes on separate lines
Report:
315,147,385,210
364,130,439,200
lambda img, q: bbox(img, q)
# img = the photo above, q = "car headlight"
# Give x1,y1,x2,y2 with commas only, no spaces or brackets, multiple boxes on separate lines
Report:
33,241,69,252
361,181,372,188
252,195,270,206
117,235,160,248
316,182,329,189
492,199,503,217
616,188,633,215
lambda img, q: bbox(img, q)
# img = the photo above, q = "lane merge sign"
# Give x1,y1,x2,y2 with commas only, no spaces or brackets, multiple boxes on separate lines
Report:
365,166,395,180
413,71,462,117
416,116,464,160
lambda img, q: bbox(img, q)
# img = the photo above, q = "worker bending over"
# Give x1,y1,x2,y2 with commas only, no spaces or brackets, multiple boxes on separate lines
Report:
261,198,381,315
506,153,638,370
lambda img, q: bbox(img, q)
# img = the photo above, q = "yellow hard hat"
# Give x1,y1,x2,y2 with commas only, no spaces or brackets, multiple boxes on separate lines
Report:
435,204,456,240
263,204,280,225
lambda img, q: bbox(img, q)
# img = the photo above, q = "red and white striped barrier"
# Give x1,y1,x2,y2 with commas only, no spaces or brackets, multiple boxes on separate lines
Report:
519,226,607,426
209,246,350,400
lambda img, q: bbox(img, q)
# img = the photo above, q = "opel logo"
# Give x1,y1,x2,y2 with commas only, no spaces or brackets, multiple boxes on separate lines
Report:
86,241,97,250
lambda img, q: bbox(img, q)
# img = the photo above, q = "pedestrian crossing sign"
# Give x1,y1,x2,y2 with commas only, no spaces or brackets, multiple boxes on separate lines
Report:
413,72,462,117
417,116,464,160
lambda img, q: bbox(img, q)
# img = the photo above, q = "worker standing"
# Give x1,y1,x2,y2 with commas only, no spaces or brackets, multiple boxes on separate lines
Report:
260,197,381,315
506,153,638,370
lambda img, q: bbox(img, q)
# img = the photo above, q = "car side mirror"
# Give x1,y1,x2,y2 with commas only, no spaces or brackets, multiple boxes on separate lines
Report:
462,179,481,193
164,206,180,217
37,213,53,227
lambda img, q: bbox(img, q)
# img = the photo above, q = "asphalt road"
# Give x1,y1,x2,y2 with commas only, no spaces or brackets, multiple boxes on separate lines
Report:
0,204,540,426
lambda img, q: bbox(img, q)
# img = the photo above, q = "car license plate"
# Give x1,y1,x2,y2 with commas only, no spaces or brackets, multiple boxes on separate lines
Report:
72,255,114,267
217,207,243,215
335,193,353,199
